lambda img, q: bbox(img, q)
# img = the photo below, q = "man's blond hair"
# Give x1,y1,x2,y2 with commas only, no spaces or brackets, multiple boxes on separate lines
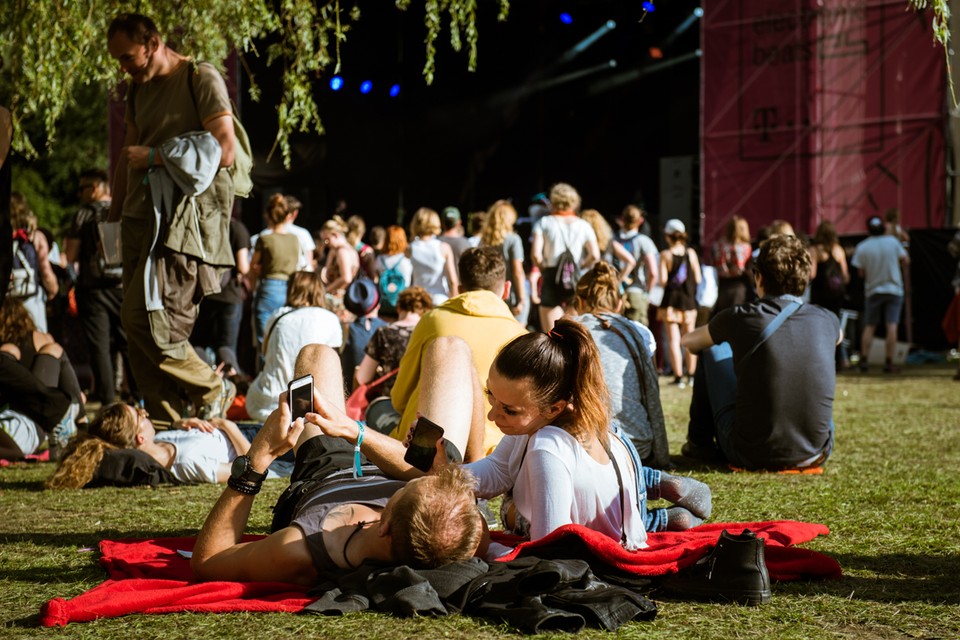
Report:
389,465,482,568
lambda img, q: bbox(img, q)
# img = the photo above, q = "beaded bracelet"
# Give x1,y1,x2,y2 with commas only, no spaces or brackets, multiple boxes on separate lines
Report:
353,420,365,479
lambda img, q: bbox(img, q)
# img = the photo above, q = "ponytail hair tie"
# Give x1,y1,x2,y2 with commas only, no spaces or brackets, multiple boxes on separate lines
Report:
548,328,563,341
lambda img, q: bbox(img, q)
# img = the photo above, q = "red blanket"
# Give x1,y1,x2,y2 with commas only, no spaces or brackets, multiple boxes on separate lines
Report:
39,520,839,627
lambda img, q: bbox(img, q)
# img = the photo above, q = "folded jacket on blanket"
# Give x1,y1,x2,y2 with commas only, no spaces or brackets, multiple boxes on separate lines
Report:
39,520,840,628
306,555,658,633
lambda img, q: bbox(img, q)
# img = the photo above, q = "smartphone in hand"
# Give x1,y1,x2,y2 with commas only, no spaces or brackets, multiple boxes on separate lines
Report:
403,416,445,472
287,374,314,424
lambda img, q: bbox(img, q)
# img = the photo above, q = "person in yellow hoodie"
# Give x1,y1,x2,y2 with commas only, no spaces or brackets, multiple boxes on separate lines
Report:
365,246,525,461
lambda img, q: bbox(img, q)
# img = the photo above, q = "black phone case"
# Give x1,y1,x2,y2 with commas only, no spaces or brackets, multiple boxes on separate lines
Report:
404,418,444,472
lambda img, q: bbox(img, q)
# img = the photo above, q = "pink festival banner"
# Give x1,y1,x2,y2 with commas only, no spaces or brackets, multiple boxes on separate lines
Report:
701,0,945,245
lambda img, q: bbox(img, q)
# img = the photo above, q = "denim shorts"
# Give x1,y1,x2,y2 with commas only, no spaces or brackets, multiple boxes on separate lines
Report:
864,293,903,326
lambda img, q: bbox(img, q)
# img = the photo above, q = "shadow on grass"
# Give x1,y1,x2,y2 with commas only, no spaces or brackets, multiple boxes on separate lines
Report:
0,564,101,584
0,479,47,491
0,529,199,547
5,613,43,629
780,552,960,605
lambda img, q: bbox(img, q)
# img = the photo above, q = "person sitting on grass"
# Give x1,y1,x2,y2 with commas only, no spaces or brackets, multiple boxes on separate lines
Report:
568,261,672,471
1,296,86,459
308,322,711,559
45,403,284,487
680,233,842,471
188,343,484,582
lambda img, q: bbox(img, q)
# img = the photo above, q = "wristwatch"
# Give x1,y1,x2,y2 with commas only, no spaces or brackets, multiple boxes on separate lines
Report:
228,455,267,495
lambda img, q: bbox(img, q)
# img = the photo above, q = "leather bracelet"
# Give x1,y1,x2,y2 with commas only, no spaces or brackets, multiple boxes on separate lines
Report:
227,476,262,495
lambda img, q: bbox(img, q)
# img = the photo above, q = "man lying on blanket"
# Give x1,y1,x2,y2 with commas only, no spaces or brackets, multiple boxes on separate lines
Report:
191,345,485,584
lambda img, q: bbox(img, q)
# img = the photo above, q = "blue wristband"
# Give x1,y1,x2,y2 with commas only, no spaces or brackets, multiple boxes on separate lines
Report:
353,420,365,479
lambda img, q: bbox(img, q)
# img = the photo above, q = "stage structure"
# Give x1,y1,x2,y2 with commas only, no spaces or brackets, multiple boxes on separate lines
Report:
701,0,946,246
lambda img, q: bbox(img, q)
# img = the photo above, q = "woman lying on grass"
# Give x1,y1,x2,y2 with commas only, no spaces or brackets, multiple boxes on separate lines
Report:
46,403,285,488
308,320,711,557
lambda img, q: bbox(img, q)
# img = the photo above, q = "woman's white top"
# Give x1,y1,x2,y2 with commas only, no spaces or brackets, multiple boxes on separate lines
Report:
466,426,647,550
532,215,597,267
155,429,236,484
245,306,343,421
409,237,449,305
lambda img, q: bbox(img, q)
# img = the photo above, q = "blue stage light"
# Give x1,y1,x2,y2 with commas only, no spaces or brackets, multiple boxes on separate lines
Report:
694,7,704,18
360,80,373,94
642,2,656,12
560,12,573,24
329,76,343,91
389,83,401,97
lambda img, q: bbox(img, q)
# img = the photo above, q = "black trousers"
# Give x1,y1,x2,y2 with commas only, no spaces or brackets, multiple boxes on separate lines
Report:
77,286,131,404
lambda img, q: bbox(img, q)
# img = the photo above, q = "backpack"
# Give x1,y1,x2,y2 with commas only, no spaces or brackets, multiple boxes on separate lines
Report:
666,253,689,289
553,221,581,298
379,258,407,310
80,201,122,284
820,257,845,295
9,231,38,299
614,231,648,287
129,61,254,199
186,63,254,199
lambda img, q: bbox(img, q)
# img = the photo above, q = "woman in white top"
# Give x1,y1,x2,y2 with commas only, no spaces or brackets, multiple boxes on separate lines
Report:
531,183,600,331
407,207,458,306
245,271,343,421
46,402,284,487
308,320,658,555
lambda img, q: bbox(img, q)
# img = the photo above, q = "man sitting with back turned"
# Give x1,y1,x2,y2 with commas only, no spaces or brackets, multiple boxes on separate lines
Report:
190,342,483,583
679,234,842,471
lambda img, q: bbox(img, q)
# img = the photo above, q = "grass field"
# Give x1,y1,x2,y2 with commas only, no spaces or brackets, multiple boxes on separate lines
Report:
2,365,959,639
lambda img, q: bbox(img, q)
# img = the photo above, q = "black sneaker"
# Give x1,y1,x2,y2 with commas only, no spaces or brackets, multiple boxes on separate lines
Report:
661,529,772,605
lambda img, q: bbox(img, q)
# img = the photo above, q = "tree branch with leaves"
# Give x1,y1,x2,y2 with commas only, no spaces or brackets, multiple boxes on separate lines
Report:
0,0,509,166
909,0,955,106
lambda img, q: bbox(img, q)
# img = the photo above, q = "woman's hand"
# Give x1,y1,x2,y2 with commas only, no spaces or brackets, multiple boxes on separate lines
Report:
174,417,216,433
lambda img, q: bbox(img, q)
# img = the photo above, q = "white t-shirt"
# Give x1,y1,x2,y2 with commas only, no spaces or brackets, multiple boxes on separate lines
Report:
245,306,343,421
851,235,908,297
409,237,450,305
155,429,237,484
466,426,647,550
251,223,317,271
533,215,597,267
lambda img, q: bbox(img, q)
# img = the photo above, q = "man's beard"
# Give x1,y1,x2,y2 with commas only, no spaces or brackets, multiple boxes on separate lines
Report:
131,51,154,82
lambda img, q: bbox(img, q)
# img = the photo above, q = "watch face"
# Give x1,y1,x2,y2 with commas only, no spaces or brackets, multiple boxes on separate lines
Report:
231,455,248,478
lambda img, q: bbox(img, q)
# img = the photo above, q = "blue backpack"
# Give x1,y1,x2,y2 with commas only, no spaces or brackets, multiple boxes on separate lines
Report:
378,260,406,310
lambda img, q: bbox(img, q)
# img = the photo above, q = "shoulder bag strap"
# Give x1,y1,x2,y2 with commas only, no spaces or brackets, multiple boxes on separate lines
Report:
594,313,671,468
743,296,803,361
262,307,301,354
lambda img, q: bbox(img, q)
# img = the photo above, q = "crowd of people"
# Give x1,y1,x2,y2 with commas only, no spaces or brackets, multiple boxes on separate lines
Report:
1,10,947,610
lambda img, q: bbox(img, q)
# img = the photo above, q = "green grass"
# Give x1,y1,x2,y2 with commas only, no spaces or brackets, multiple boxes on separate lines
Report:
2,365,960,639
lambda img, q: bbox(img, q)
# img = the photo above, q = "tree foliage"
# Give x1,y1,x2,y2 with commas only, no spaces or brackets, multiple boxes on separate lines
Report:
909,0,955,106
0,0,509,166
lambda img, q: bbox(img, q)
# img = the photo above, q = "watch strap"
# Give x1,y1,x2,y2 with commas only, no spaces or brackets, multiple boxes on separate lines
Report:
228,476,262,495
233,455,268,484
